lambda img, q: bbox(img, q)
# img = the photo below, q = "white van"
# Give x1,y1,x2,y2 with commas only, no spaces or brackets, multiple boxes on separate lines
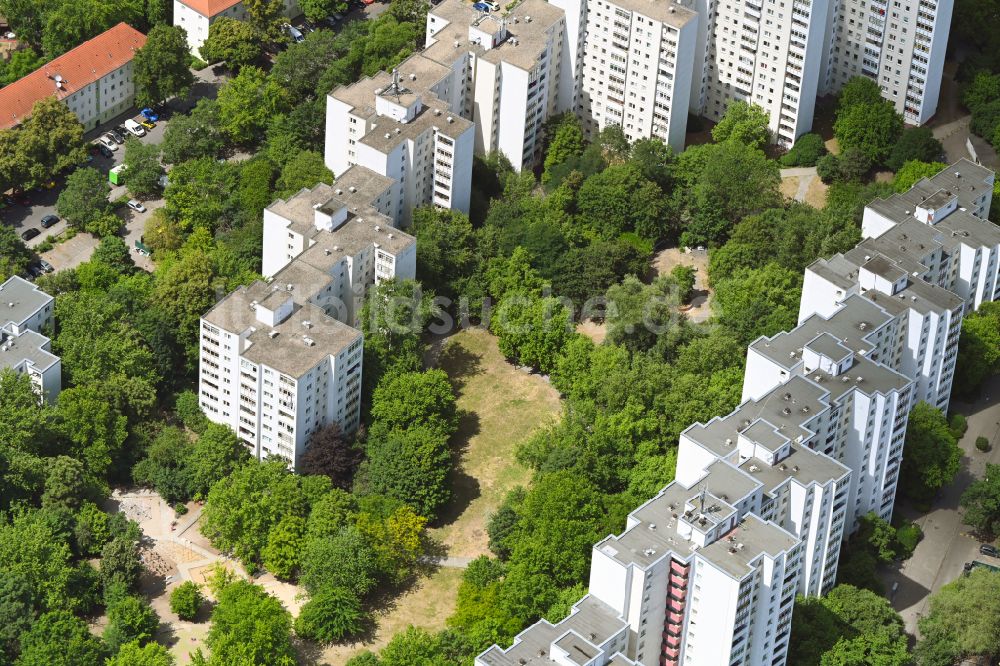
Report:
124,119,145,137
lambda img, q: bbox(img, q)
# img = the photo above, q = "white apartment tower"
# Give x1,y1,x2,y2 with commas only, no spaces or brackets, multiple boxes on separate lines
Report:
481,161,998,666
575,0,699,151
199,170,417,469
0,276,61,403
824,0,954,124
325,59,475,225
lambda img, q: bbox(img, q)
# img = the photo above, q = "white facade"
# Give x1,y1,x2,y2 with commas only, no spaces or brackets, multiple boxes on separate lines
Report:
0,277,60,403
576,0,698,151
173,0,300,57
198,285,363,469
325,57,475,224
480,162,1000,666
59,61,138,131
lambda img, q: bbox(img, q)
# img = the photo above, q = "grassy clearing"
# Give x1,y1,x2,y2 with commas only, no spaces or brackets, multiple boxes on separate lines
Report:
319,567,464,664
429,328,562,558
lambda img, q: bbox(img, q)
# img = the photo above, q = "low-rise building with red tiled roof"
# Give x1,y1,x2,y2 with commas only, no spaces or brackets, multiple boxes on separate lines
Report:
0,22,147,131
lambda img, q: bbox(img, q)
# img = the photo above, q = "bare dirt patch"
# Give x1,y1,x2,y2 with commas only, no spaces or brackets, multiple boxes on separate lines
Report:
428,328,562,559
576,319,607,344
824,137,840,155
650,247,712,323
319,567,463,664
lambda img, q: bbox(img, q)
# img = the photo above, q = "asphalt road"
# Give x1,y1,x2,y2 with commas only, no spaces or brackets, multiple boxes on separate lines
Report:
882,373,1000,637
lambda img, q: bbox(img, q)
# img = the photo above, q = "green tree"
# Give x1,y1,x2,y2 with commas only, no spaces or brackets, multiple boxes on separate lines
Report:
122,137,164,198
0,573,37,662
169,581,204,621
885,127,944,172
133,25,194,106
192,579,295,666
711,100,771,149
243,0,284,37
491,293,576,374
100,533,142,593
839,147,871,182
900,402,962,505
604,275,683,354
0,225,32,280
161,99,226,164
576,163,668,240
817,153,842,184
714,262,802,344
299,0,349,25
0,48,45,86
412,207,476,298
369,369,458,440
217,65,290,144
820,631,911,666
675,141,781,247
14,610,106,666
0,509,75,611
199,18,261,70
294,587,364,643
915,568,1000,665
40,455,88,510
893,160,948,192
187,423,249,498
670,265,696,304
56,167,110,231
781,133,827,167
106,641,175,666
954,302,1000,399
961,463,1000,537
163,157,239,232
273,150,333,198
542,114,585,183
40,0,140,58
104,594,159,653
834,101,903,165
92,236,137,275
362,425,453,520
261,514,306,579
838,76,884,111
300,526,379,597
0,0,45,50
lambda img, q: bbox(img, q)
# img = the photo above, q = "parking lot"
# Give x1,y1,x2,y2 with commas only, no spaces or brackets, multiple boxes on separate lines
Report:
0,64,227,272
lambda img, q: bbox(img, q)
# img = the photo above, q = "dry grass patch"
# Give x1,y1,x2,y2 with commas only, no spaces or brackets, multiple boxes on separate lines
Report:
429,328,562,558
319,567,464,664
780,176,801,200
804,176,829,208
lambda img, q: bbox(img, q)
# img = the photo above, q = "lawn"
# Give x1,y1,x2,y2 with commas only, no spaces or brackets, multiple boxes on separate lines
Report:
429,328,562,558
318,567,464,664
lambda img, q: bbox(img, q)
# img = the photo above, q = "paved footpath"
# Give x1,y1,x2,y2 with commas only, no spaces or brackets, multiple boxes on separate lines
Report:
882,374,1000,636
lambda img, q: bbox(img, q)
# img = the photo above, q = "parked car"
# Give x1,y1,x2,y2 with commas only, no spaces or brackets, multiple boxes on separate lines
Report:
99,135,118,150
140,107,159,122
472,1,491,10
323,15,339,27
116,124,130,137
124,119,146,137
139,119,155,130
38,259,53,273
40,214,59,229
96,143,114,159
980,544,1000,558
107,129,125,144
126,199,147,213
283,23,305,42
20,227,40,241
26,263,43,279
363,0,376,5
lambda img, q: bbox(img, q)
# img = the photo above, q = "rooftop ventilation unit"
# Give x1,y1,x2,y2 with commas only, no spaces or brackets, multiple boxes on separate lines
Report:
349,186,357,193
303,336,315,346
268,330,279,338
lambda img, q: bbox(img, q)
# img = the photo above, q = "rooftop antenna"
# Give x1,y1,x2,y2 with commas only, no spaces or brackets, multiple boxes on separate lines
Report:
699,485,706,514
379,68,411,103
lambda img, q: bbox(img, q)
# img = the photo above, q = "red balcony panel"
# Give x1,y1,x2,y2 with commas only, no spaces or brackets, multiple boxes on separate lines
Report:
670,574,688,587
665,634,681,647
670,560,690,575
668,611,684,624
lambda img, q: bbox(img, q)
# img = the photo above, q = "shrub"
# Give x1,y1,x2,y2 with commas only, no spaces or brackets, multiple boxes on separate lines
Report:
169,581,204,621
780,133,826,167
894,521,923,560
949,413,968,439
976,436,992,452
174,503,188,516
816,153,841,183
294,587,365,643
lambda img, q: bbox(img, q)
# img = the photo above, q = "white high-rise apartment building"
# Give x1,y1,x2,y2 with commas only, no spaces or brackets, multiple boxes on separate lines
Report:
425,0,573,170
801,159,1000,411
480,162,999,666
824,0,954,124
261,167,416,327
325,58,475,225
573,0,698,150
0,276,60,403
199,169,417,469
700,0,833,145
